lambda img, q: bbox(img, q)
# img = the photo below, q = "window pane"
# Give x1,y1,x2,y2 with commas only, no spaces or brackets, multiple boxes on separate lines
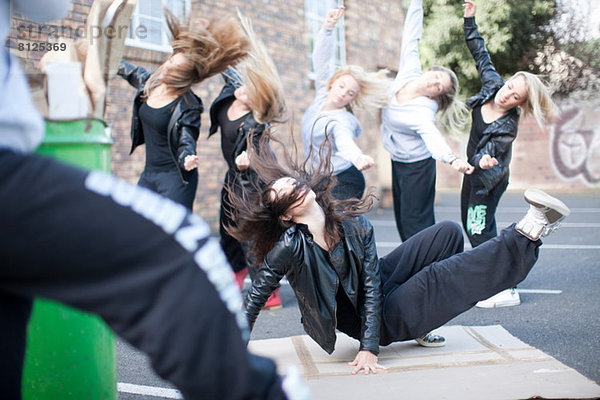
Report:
165,0,187,18
138,17,163,45
139,0,162,17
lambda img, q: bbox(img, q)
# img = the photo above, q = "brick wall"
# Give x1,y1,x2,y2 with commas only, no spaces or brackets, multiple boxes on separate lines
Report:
9,0,598,229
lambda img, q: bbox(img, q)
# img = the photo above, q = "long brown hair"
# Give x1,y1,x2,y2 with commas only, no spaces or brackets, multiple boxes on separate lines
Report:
225,131,375,265
237,11,287,124
143,9,250,99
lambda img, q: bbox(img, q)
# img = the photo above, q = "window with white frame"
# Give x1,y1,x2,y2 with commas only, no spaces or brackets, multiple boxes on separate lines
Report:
126,0,190,52
305,0,346,79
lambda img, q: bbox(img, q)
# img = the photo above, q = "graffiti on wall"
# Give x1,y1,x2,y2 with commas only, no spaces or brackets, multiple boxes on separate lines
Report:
551,104,600,186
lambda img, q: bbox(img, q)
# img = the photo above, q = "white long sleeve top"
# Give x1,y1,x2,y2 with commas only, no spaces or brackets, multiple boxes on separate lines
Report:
301,27,363,175
380,0,455,164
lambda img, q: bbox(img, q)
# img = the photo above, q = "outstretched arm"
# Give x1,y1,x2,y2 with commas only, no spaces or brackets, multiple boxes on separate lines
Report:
393,0,425,87
349,221,386,375
329,121,374,170
117,60,152,90
312,7,344,91
463,1,503,90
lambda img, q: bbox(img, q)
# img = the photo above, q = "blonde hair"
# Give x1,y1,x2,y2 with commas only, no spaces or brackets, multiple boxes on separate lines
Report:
327,65,391,114
511,71,557,127
237,10,287,124
143,9,250,99
428,65,470,135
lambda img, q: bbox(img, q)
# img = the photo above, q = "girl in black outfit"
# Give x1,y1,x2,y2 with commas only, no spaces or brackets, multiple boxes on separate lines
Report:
226,133,569,375
208,14,286,308
461,0,557,247
118,11,250,209
461,0,557,308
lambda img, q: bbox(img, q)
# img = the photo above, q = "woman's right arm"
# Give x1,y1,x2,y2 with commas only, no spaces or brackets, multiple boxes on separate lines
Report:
244,242,290,330
463,1,502,90
312,7,344,92
117,60,152,90
393,0,425,87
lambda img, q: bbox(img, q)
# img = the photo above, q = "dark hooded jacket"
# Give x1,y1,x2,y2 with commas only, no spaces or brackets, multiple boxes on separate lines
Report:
117,60,203,184
464,17,520,194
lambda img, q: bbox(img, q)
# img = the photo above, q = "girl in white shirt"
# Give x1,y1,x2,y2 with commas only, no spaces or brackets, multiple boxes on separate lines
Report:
380,0,473,241
302,7,389,200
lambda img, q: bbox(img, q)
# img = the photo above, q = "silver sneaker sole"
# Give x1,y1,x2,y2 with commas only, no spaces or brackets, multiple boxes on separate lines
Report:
524,188,571,224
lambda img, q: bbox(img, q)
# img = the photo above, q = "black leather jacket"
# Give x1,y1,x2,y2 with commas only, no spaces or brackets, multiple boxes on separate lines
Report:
117,60,203,184
464,17,520,194
209,68,266,177
245,214,382,355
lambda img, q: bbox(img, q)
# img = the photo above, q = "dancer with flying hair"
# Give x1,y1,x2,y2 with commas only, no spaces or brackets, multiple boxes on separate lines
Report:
461,0,558,308
209,11,287,308
302,6,390,200
226,132,570,376
381,0,473,251
118,10,250,209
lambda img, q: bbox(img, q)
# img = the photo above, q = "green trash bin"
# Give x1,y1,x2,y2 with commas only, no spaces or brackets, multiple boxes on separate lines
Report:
22,119,117,400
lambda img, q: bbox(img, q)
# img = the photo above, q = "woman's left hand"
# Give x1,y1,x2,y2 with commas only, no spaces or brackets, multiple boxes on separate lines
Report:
184,155,199,171
348,350,387,375
235,151,250,171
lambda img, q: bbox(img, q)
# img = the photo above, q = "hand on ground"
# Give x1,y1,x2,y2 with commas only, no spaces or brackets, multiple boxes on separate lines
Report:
348,350,387,375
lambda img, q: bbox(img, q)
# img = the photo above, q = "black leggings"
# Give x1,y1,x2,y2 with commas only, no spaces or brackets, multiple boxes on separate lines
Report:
138,168,198,210
0,151,282,400
378,221,540,344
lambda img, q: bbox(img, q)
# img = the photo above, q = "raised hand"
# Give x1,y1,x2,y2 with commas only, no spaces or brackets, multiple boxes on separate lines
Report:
463,0,476,18
324,6,344,29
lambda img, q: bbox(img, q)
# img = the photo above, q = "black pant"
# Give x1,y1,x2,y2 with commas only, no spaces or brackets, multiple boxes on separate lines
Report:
391,158,436,241
0,151,283,400
332,165,365,200
378,221,540,344
219,170,253,273
138,168,198,210
460,173,509,247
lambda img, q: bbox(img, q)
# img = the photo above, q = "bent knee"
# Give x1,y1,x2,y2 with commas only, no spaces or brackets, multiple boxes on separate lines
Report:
437,220,464,242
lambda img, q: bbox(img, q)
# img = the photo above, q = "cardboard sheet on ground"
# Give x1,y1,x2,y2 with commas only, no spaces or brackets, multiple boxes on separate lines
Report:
249,325,600,400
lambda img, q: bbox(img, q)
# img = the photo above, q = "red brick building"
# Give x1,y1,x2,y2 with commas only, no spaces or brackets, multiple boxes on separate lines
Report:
9,0,597,229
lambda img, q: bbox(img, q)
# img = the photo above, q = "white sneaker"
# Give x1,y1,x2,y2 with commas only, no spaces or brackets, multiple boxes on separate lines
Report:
475,288,521,308
415,332,446,347
515,189,571,241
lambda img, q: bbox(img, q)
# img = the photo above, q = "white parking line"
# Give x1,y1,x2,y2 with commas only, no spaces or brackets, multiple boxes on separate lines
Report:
516,289,562,294
117,382,182,399
370,220,600,228
434,207,600,213
375,242,600,250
